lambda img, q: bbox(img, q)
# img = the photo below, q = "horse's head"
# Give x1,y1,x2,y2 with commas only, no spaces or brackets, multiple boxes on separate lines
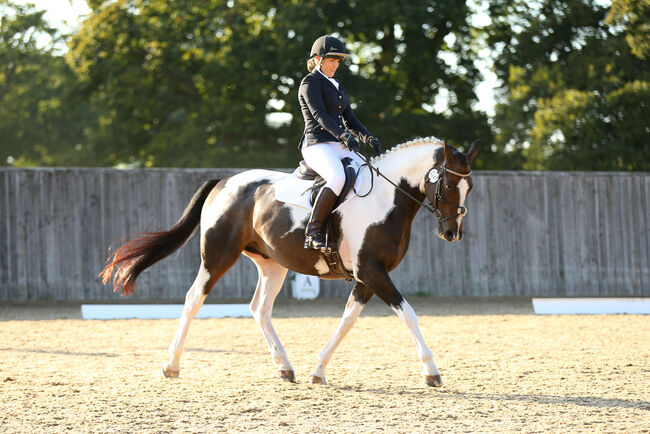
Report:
424,140,479,242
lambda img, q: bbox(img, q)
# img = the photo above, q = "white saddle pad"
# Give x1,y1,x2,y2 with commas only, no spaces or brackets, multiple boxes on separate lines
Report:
274,162,369,211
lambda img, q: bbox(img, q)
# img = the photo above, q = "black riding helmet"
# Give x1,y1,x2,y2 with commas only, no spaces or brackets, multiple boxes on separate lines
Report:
310,35,350,59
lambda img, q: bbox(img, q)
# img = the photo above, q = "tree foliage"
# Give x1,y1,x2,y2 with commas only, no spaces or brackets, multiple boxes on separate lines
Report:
487,0,650,170
2,0,648,170
2,0,492,168
0,1,92,166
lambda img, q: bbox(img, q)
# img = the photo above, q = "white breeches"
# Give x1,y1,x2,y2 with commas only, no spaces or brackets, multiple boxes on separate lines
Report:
301,141,364,196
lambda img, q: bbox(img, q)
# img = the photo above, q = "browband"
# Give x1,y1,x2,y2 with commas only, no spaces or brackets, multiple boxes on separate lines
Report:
444,166,471,177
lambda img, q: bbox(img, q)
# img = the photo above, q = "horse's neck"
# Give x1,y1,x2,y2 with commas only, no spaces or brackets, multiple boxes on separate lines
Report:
372,141,442,191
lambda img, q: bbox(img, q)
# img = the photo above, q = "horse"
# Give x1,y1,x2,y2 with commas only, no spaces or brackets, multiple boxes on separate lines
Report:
99,136,479,387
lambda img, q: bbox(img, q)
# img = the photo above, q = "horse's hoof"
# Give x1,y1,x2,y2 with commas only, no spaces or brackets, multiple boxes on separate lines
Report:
163,367,179,378
309,375,327,385
424,374,443,387
279,370,296,382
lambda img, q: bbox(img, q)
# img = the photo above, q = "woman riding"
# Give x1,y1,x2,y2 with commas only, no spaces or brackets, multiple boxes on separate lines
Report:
299,34,382,251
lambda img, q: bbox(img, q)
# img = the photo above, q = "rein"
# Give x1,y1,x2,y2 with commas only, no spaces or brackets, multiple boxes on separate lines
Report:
353,149,471,223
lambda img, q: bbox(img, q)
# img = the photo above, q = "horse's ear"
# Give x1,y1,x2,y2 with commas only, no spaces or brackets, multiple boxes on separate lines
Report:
466,140,480,163
443,139,452,162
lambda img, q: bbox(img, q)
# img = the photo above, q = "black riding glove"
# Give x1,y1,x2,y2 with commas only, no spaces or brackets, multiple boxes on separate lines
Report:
367,136,382,154
340,131,360,152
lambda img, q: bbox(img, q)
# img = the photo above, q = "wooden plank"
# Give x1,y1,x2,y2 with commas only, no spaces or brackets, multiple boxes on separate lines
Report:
637,176,650,295
559,174,577,296
544,174,563,296
618,176,634,295
15,171,29,300
482,173,502,296
627,176,642,296
576,175,598,296
497,174,514,296
0,170,14,300
6,170,19,300
476,173,492,297
593,176,605,296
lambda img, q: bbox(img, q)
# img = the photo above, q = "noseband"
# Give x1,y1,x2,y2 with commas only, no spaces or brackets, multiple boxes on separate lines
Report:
427,162,472,223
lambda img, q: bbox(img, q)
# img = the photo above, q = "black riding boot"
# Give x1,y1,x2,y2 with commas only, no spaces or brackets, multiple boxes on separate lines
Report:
304,187,338,251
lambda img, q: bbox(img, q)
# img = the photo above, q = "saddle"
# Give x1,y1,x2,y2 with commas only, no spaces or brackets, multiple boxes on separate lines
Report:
296,157,358,210
294,157,357,282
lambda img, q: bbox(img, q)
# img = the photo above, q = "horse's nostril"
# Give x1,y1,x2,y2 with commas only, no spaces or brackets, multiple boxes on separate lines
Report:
445,231,454,241
458,231,463,240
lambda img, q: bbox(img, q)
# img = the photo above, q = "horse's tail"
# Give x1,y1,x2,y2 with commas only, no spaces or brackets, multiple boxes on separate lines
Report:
99,178,222,296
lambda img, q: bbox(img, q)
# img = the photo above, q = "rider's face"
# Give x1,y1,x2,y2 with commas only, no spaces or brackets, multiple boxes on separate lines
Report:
318,56,342,78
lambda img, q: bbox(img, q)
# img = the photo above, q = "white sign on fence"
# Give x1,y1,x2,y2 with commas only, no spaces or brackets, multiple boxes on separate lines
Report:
291,273,320,300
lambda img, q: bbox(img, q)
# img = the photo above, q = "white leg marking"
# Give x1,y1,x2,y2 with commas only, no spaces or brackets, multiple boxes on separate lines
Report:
245,253,292,372
392,300,439,377
165,265,210,374
311,292,366,383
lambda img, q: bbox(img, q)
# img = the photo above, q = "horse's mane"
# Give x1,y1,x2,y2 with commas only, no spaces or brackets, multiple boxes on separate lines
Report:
370,136,443,164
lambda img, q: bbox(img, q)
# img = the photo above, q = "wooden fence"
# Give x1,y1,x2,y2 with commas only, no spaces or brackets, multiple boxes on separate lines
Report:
1,167,648,301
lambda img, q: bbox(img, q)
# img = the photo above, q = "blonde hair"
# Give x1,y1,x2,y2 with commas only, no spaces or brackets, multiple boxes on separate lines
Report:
307,57,318,72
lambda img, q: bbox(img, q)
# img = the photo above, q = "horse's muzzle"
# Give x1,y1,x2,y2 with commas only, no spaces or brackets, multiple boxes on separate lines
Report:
439,229,462,242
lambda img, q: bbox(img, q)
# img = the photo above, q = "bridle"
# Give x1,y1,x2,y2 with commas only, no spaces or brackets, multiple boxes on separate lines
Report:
354,149,471,223
426,162,472,223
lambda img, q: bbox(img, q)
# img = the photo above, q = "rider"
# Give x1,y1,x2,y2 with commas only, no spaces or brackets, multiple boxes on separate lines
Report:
299,34,382,251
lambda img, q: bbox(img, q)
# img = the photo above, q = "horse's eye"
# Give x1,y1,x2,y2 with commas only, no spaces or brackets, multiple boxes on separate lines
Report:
445,183,455,190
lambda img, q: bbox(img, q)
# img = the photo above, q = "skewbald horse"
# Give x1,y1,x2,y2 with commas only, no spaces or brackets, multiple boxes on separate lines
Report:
100,136,479,386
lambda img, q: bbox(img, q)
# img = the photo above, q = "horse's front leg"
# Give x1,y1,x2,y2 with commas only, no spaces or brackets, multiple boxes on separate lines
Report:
391,299,442,386
310,282,373,384
245,253,293,381
358,265,442,387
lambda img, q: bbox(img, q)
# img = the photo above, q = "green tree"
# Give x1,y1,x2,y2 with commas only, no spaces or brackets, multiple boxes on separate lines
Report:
487,0,650,171
0,1,92,166
66,0,493,168
240,0,496,166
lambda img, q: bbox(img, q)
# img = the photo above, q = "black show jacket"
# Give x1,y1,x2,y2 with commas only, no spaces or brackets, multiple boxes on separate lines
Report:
298,70,371,148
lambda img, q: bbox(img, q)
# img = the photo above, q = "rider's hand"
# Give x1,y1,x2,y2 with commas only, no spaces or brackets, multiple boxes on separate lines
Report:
340,131,360,152
367,136,382,154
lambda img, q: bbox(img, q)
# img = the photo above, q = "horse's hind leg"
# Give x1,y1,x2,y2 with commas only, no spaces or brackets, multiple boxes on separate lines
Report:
163,264,215,378
244,252,292,381
310,282,373,385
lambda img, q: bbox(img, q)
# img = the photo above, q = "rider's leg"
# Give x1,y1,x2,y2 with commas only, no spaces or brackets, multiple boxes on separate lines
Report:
304,186,338,250
301,142,345,250
301,142,346,195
